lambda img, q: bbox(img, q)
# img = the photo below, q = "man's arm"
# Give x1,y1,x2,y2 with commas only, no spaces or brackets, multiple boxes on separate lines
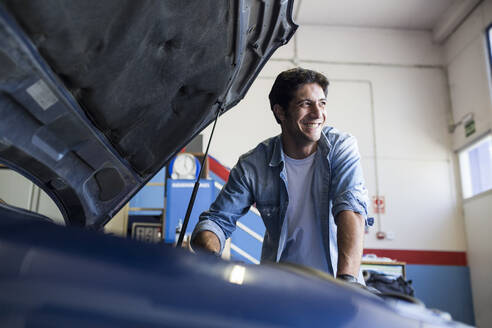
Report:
336,210,365,278
193,230,220,254
329,134,369,281
191,159,253,254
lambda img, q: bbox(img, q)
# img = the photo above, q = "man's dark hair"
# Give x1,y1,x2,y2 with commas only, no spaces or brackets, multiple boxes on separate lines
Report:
268,67,329,124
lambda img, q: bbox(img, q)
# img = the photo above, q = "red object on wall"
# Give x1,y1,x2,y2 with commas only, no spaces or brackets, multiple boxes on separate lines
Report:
208,156,230,182
372,196,385,214
364,249,467,266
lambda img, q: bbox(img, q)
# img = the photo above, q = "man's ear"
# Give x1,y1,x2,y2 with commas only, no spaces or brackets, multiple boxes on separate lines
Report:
273,104,286,123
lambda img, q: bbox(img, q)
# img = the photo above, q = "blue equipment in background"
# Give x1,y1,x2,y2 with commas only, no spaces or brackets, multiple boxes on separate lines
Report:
129,168,166,216
164,179,215,243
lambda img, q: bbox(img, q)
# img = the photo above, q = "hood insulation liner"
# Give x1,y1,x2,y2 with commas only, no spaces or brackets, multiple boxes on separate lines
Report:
0,0,297,227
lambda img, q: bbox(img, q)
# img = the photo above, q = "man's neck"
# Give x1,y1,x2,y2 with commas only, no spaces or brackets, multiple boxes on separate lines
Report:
281,135,318,159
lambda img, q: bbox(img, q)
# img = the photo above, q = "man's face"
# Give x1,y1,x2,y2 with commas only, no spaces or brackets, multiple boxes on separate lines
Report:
277,83,327,146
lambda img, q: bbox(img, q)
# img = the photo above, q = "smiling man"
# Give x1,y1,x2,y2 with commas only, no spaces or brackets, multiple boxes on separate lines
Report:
192,68,369,283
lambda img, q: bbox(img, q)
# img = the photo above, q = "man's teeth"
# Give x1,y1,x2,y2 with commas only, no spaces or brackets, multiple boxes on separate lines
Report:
304,123,319,127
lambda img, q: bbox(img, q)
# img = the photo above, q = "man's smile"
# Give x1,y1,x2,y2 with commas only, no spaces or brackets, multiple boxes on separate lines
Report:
301,121,323,128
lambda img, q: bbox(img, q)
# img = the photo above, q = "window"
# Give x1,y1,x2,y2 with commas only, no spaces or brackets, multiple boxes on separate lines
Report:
458,26,492,199
487,24,492,75
459,135,492,199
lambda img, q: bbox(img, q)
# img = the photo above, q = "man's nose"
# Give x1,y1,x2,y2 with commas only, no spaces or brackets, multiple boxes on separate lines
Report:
310,103,324,117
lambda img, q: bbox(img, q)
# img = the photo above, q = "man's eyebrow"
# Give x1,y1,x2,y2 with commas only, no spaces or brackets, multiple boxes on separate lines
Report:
296,98,312,103
296,97,327,104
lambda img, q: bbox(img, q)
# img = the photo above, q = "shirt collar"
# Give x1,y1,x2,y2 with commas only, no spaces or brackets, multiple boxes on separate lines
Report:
269,128,332,167
318,128,332,156
269,135,284,167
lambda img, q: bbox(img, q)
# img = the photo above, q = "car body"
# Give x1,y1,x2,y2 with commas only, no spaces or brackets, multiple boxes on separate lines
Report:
0,1,472,327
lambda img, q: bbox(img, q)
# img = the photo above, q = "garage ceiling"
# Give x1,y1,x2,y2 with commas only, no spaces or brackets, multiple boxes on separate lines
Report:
294,0,482,42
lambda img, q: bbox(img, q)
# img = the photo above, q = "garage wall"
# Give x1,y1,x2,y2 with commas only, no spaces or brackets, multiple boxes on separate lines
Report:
202,25,466,253
444,1,492,151
443,2,492,327
0,168,64,224
462,191,492,327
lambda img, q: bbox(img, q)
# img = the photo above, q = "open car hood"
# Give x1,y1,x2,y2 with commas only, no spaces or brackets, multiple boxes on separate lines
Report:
0,0,297,228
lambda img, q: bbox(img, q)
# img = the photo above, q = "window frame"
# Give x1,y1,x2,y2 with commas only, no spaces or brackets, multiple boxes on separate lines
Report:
458,133,492,200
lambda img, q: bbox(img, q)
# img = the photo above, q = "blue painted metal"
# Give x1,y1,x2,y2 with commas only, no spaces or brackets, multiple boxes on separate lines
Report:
129,167,166,216
164,179,215,243
406,265,475,326
129,186,165,216
148,168,167,184
0,206,471,327
230,210,265,263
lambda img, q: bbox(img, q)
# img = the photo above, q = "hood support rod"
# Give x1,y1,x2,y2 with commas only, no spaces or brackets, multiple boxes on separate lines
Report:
176,109,221,248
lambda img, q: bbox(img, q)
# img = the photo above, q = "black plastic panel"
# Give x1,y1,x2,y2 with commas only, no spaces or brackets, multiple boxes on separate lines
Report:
2,0,235,176
0,0,297,227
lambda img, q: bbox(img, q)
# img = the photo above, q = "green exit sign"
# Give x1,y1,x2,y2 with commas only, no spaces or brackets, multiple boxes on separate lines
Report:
465,120,475,137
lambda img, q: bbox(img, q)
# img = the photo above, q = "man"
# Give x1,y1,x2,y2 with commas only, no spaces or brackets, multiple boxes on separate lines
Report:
192,68,369,283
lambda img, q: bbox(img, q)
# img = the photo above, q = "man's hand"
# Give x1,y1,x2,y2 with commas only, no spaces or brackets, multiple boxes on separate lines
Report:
192,230,221,254
336,210,365,279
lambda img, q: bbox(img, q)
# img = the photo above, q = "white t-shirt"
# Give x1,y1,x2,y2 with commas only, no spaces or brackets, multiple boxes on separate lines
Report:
279,151,329,272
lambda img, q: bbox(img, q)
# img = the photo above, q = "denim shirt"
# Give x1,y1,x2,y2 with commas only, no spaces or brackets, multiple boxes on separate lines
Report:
193,126,369,280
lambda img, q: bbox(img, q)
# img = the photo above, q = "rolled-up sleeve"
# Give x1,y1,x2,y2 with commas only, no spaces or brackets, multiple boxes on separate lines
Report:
330,135,369,225
191,159,254,254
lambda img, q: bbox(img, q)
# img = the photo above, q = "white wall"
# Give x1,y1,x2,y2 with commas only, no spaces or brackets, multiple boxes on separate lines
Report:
202,25,467,252
463,191,492,328
0,169,34,209
443,2,492,327
445,1,492,151
0,169,64,224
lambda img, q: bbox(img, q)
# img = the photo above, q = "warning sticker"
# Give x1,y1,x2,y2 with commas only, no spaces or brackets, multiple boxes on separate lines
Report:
26,79,58,110
372,195,385,214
